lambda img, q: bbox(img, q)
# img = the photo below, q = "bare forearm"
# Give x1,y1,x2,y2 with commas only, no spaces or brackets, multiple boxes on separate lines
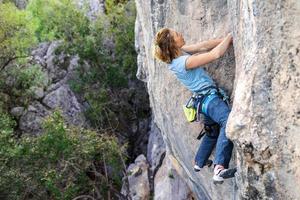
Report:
185,34,233,69
181,38,223,53
210,34,232,59
199,39,223,51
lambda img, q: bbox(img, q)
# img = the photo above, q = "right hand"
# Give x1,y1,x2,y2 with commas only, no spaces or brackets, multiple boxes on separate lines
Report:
226,33,233,43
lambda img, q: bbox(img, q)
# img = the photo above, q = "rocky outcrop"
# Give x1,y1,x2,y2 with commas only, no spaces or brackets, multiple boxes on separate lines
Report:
122,119,194,200
12,0,27,9
42,85,86,126
19,101,50,135
121,155,151,200
17,42,87,135
76,0,105,20
135,0,300,199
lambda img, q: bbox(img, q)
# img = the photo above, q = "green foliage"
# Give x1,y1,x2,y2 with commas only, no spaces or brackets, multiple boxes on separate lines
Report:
0,110,125,199
106,0,137,77
168,170,175,179
27,0,90,43
67,0,138,129
12,64,46,90
0,1,141,198
6,64,47,106
0,2,37,69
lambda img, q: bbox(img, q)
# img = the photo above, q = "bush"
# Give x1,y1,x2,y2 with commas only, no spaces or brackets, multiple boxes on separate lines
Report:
6,64,47,106
0,2,37,69
0,1,140,198
67,0,138,130
27,0,90,43
0,110,126,199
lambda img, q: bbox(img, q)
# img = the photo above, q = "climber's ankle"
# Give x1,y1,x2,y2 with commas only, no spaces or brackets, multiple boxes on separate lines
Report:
214,164,224,174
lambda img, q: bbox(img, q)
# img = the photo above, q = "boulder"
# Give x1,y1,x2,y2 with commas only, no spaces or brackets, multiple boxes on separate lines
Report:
121,154,150,200
10,107,25,118
42,85,86,126
19,101,50,135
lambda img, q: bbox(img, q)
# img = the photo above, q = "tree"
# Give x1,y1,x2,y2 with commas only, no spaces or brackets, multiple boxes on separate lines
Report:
0,2,37,70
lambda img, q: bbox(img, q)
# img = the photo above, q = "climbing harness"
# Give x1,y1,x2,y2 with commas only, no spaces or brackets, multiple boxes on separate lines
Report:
183,86,229,123
182,86,215,122
182,85,230,140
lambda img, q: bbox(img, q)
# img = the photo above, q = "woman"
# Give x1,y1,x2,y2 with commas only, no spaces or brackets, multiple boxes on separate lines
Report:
154,28,236,184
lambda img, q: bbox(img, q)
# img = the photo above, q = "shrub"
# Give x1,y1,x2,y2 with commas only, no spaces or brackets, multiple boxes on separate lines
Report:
27,0,90,43
0,110,126,199
6,64,47,106
0,2,37,69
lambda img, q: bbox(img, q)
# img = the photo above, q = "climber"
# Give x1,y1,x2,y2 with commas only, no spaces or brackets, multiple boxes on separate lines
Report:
153,28,236,184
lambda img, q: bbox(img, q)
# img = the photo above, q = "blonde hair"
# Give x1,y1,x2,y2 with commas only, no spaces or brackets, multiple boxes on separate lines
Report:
153,28,181,63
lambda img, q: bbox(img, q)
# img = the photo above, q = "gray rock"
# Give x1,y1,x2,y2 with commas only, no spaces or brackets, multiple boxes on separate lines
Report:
45,54,80,94
19,101,50,135
154,153,194,200
42,84,86,126
43,41,69,83
135,0,235,199
32,87,45,99
136,0,300,199
20,41,87,135
135,17,148,82
121,154,150,200
31,42,50,67
19,112,44,135
147,120,166,175
10,107,25,117
27,105,37,112
14,0,27,9
76,0,105,20
226,0,300,199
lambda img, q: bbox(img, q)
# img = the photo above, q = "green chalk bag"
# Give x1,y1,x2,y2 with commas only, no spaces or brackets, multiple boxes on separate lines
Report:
182,97,197,122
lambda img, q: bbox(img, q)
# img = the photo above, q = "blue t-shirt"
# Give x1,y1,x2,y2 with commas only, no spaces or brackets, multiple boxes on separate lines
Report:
168,53,216,93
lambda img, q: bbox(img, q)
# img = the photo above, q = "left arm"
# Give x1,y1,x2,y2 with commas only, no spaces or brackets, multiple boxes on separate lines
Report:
185,33,233,69
181,38,223,54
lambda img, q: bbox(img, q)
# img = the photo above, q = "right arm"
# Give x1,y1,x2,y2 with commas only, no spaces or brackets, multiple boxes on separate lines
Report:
185,33,233,70
181,38,223,54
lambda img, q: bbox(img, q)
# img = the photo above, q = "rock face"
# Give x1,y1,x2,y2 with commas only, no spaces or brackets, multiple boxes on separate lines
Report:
147,120,166,176
154,153,195,200
122,120,194,200
135,0,300,199
135,0,236,199
227,1,300,199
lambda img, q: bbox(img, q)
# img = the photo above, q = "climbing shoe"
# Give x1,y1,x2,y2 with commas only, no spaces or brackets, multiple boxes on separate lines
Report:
194,160,213,172
206,159,213,167
193,165,201,172
213,167,237,184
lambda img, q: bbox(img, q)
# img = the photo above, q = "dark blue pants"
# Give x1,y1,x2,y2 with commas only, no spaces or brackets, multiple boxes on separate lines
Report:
194,95,233,169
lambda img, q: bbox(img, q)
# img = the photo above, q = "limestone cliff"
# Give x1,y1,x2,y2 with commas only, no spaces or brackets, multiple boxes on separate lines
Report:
135,0,300,199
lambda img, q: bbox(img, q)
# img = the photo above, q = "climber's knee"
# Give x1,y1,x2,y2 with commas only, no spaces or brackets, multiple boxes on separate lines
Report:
204,123,220,138
197,123,220,140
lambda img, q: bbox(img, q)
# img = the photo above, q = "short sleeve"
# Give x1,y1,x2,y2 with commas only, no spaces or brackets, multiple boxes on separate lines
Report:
176,55,190,73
